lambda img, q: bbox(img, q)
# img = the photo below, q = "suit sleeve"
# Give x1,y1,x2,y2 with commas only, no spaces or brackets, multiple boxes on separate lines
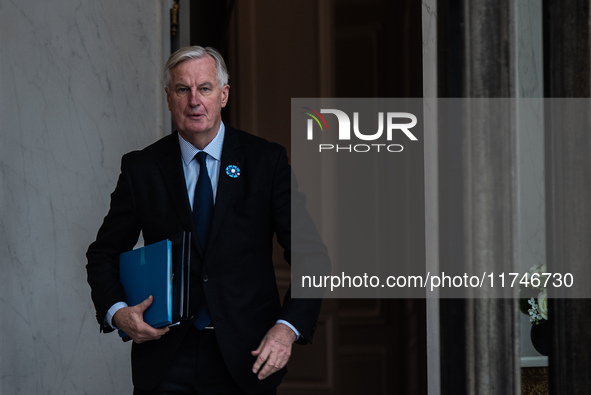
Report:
271,146,331,344
86,153,142,333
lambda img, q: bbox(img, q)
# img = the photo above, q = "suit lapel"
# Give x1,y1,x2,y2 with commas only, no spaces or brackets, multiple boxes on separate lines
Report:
207,127,244,255
156,132,204,255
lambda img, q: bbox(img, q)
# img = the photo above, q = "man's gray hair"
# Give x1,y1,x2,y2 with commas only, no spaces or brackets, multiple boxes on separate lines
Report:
164,46,229,89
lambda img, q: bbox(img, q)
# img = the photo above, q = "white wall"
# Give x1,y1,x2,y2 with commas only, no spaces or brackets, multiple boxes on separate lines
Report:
0,1,170,393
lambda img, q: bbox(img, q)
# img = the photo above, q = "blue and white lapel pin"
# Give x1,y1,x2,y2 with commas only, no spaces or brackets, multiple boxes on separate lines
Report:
225,164,241,178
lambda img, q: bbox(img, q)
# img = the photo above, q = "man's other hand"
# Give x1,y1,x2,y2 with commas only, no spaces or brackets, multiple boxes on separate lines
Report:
251,323,297,380
112,295,169,343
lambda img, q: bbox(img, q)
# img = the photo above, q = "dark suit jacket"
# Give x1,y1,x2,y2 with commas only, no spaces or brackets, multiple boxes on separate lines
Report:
86,126,328,393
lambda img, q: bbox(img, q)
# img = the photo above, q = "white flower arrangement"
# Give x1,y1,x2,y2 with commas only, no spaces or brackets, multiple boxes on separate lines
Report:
527,289,548,324
520,264,549,325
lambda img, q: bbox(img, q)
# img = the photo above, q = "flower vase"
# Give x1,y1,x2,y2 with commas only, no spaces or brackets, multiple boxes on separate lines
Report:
530,320,549,356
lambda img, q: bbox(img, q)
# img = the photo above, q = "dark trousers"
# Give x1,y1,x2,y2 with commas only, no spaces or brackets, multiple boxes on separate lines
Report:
133,327,276,395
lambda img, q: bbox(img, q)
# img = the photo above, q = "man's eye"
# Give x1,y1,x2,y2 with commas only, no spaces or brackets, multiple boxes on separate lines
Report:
178,87,189,93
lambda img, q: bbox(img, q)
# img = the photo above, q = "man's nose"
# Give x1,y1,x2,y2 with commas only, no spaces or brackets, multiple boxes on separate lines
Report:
189,89,200,107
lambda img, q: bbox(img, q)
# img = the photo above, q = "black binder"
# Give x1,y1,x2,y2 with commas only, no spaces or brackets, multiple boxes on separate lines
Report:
170,231,191,322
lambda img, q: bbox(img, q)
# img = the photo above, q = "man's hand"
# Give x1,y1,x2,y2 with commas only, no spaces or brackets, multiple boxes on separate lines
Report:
251,323,297,380
112,295,169,343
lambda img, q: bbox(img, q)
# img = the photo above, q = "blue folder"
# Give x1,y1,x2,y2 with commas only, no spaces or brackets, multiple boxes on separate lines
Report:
118,239,173,337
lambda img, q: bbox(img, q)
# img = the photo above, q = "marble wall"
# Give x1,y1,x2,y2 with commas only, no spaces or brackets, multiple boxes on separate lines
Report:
0,1,170,393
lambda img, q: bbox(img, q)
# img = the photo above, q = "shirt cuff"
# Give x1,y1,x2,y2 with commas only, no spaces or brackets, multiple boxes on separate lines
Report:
106,301,128,329
276,319,300,341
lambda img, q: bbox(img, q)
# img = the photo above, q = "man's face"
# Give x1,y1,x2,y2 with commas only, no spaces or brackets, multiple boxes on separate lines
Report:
165,56,229,147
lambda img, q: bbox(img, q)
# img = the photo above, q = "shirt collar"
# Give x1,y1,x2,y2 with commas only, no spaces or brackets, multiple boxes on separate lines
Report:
179,122,225,165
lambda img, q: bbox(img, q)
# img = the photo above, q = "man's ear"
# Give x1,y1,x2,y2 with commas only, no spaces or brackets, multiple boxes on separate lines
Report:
221,85,230,108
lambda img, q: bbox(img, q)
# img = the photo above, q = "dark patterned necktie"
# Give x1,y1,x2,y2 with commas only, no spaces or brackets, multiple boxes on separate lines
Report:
193,151,212,329
193,151,213,248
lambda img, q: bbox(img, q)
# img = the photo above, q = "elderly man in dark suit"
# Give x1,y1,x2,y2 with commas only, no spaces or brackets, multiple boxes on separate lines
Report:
86,46,328,395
